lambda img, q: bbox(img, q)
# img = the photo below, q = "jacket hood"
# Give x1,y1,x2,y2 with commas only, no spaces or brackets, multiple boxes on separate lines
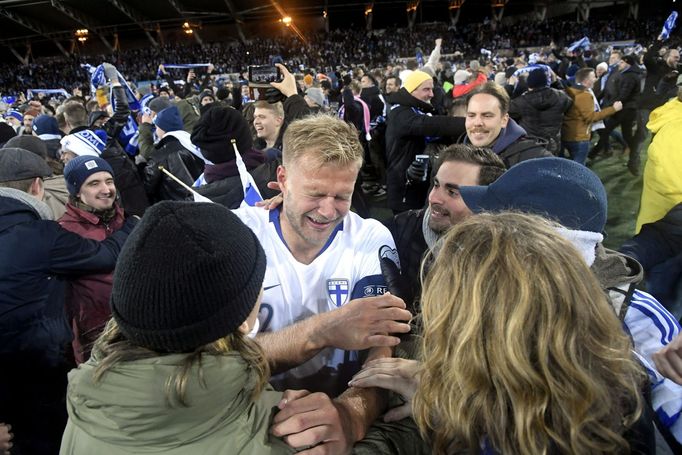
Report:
622,64,644,76
387,88,434,112
360,85,381,99
647,98,682,134
0,188,53,234
592,244,643,317
66,353,265,448
490,118,527,154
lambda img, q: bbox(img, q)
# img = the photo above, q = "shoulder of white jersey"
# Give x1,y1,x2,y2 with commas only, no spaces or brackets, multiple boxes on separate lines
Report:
627,289,681,346
343,211,395,244
232,205,270,231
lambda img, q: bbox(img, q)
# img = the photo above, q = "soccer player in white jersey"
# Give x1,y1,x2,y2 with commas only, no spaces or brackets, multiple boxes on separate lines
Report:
233,114,412,453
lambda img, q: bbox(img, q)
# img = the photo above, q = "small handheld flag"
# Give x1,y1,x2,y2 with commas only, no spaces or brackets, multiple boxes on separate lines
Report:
159,166,212,203
232,139,263,207
661,11,678,41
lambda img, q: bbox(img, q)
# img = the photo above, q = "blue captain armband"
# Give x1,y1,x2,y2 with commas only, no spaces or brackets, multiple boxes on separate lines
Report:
350,274,388,300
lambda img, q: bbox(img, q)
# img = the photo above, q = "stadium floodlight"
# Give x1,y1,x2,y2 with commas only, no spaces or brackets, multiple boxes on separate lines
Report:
75,28,88,42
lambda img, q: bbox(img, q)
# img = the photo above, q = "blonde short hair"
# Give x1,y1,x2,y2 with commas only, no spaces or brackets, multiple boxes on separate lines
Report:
282,114,363,169
253,100,284,118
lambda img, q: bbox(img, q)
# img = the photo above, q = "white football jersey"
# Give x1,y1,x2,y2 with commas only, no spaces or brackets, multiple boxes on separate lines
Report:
234,206,398,396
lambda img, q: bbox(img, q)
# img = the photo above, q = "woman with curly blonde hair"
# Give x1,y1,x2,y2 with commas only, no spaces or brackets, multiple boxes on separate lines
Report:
412,212,650,454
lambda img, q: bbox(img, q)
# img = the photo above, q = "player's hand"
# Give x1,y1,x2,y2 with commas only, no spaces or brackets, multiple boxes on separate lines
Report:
255,181,283,210
349,358,419,422
318,293,411,351
207,63,215,74
435,38,442,47
613,101,623,112
653,332,682,385
158,64,166,75
271,390,352,455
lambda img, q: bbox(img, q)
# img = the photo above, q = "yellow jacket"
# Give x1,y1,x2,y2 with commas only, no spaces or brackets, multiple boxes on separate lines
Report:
637,97,682,232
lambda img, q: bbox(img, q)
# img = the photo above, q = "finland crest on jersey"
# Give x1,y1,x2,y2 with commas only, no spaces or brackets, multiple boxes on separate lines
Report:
233,205,397,395
327,279,349,307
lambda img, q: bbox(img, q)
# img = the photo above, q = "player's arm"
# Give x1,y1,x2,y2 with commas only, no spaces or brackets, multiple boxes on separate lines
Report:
257,293,410,373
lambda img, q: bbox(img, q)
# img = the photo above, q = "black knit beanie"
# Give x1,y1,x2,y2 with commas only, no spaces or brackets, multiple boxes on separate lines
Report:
190,105,253,164
110,201,266,352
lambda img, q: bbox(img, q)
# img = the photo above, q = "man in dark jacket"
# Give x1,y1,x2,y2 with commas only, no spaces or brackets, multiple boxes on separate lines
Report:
0,147,137,455
143,105,205,202
191,105,264,208
385,70,466,213
610,54,644,175
385,144,505,314
462,82,552,167
634,38,680,169
509,69,572,154
360,74,387,123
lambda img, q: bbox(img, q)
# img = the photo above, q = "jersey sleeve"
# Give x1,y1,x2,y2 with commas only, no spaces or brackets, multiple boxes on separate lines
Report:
350,219,398,300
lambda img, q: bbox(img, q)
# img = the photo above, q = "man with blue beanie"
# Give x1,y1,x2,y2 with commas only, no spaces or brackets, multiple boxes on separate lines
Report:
59,155,127,365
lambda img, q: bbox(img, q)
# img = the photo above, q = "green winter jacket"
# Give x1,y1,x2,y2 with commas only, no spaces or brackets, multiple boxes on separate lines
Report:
60,353,294,454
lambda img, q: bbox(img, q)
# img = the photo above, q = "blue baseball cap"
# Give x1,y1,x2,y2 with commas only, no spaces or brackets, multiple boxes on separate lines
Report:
459,157,607,233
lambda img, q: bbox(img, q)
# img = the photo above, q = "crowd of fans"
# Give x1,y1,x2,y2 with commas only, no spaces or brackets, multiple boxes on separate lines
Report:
0,10,682,455
0,16,668,94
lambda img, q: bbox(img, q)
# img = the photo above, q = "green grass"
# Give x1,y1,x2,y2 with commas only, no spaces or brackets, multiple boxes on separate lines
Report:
588,138,648,250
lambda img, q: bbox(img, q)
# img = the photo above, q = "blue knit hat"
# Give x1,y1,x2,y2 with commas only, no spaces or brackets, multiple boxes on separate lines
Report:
63,155,114,196
154,105,183,133
32,114,61,136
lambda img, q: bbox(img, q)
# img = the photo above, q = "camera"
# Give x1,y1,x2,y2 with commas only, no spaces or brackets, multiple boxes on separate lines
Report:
248,65,283,86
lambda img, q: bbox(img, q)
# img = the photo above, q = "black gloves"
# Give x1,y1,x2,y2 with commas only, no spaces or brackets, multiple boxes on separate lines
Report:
380,256,411,305
406,159,427,183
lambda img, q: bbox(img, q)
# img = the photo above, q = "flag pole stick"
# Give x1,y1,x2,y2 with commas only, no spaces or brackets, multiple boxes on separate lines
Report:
159,166,212,202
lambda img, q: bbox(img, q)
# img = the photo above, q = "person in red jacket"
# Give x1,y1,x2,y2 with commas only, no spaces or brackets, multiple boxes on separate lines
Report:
58,155,125,364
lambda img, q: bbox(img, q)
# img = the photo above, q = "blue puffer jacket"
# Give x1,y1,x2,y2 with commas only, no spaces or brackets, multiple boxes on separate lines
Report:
0,188,135,367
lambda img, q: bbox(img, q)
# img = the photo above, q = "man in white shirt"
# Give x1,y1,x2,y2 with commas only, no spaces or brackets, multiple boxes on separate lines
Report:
234,114,412,452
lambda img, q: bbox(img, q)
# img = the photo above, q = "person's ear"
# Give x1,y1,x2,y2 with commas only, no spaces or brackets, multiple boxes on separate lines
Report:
28,177,44,199
501,113,509,128
237,320,250,335
276,164,287,191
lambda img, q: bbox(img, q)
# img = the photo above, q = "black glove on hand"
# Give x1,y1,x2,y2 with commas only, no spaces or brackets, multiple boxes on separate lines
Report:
102,63,118,81
265,87,286,104
406,160,426,183
380,256,412,305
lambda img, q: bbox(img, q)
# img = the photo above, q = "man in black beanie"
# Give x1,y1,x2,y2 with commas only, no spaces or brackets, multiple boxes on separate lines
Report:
0,147,138,455
509,68,572,154
189,105,266,207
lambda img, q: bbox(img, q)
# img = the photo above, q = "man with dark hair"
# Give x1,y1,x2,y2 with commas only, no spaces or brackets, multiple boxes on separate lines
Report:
0,148,137,455
384,76,401,95
385,144,506,311
462,82,552,166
